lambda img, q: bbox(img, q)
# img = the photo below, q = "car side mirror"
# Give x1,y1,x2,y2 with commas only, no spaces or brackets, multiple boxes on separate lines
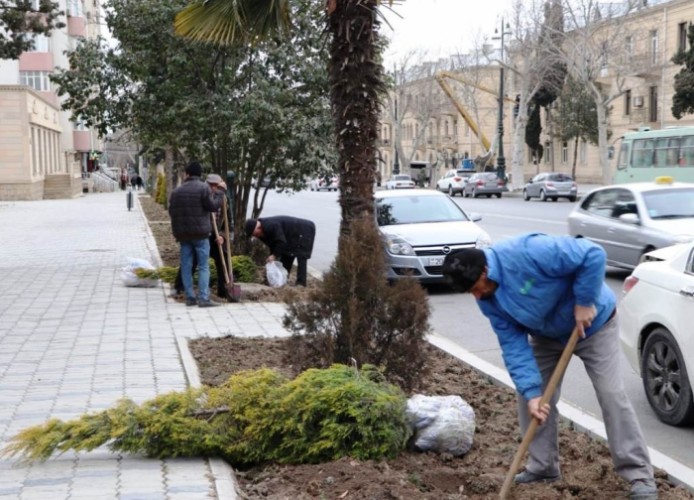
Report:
469,212,482,222
619,213,640,225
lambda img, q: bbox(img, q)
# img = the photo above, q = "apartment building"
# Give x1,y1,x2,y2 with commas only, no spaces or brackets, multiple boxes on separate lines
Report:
0,0,103,200
378,0,694,186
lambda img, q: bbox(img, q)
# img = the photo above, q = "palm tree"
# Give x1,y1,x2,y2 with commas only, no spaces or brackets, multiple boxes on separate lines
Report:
174,0,387,242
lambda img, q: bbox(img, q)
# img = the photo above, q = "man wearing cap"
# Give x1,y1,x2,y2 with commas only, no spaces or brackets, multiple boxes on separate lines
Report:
169,162,226,307
244,216,315,287
441,233,656,499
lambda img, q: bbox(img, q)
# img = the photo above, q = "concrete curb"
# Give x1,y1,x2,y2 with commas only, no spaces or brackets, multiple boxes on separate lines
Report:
426,332,694,493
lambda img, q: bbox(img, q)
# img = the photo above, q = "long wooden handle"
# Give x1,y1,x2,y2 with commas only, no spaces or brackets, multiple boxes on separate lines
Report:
222,196,234,284
499,325,583,499
211,213,230,285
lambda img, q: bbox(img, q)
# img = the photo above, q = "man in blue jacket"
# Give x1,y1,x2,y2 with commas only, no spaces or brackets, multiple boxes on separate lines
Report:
442,233,656,499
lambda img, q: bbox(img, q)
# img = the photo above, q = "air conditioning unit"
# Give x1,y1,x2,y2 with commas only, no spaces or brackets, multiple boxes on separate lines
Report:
633,96,644,107
383,139,390,145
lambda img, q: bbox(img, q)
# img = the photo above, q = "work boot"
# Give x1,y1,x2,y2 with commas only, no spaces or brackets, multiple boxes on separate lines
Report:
629,479,658,499
185,297,197,306
198,300,221,308
513,470,561,484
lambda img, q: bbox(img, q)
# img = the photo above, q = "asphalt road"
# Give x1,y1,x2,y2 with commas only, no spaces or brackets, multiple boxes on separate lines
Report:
253,186,694,471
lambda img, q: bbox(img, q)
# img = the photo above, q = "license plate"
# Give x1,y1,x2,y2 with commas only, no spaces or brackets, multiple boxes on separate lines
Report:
428,256,444,266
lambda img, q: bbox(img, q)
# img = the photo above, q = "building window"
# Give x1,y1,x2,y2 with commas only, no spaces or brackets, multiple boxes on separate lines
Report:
679,23,688,53
30,0,40,9
625,89,631,116
19,71,51,91
650,30,658,64
561,141,568,164
649,86,658,122
580,140,587,165
28,34,50,52
67,0,84,17
625,36,633,58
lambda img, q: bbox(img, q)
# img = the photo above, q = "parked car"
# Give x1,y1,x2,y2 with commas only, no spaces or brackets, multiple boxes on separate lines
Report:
619,241,694,426
375,189,491,283
436,169,472,197
384,174,416,190
462,172,505,198
523,172,577,202
309,176,339,191
567,177,694,269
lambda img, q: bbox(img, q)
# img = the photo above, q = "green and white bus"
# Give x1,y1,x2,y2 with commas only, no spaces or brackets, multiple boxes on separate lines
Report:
613,126,694,184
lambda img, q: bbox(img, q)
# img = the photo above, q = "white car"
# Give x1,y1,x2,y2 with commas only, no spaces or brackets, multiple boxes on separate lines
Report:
309,176,339,191
375,189,491,283
619,241,694,426
384,174,415,190
436,169,472,197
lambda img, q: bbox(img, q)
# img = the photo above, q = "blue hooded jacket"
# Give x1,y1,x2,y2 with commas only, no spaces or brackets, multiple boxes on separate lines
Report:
476,233,616,401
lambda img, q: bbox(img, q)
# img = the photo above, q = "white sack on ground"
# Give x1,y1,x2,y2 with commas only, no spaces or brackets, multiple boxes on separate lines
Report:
405,394,475,456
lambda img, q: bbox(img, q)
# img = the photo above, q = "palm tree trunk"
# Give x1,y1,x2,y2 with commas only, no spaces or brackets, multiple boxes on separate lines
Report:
327,0,385,243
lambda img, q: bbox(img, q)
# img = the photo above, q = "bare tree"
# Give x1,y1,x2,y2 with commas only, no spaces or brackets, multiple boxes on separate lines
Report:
505,0,566,190
549,0,645,184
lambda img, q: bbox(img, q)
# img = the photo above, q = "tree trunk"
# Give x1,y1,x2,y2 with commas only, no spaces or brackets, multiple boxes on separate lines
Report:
510,95,530,190
572,137,579,179
595,100,611,185
327,0,383,243
164,146,175,209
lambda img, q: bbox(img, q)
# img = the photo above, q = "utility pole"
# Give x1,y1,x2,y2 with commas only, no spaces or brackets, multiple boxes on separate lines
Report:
393,64,400,175
493,19,511,182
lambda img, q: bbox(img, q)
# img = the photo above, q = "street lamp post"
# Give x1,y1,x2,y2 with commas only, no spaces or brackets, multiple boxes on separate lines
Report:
393,67,400,175
493,19,511,182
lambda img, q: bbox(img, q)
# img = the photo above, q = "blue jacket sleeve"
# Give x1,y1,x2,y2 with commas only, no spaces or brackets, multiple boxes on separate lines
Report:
527,235,606,307
482,304,544,400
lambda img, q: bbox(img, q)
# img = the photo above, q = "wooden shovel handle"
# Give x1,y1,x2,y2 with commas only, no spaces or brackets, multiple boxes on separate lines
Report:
499,325,583,499
211,213,230,285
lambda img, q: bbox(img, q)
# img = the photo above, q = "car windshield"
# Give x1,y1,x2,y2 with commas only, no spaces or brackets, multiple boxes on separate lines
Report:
376,195,468,225
393,175,411,181
549,174,572,182
642,187,694,219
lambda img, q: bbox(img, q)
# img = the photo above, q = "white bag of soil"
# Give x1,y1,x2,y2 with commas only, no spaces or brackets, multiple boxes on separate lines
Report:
406,394,475,456
121,257,159,288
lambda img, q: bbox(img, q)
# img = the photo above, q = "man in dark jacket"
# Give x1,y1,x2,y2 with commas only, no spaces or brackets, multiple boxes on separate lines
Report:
169,162,226,307
245,216,315,286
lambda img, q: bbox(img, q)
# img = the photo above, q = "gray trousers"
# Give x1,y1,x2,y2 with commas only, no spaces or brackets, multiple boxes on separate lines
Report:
518,315,654,482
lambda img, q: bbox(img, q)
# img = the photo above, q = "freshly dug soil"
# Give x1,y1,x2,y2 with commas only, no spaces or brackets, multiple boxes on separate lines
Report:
141,193,693,499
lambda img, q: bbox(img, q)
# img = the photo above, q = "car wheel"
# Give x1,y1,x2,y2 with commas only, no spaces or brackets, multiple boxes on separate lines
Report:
486,194,492,198
448,185,454,197
569,195,577,202
551,197,558,202
641,327,694,426
523,189,530,201
540,189,547,202
496,193,502,198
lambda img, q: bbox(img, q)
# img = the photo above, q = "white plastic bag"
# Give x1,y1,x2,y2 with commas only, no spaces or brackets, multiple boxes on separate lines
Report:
265,261,288,288
121,257,159,288
405,394,476,456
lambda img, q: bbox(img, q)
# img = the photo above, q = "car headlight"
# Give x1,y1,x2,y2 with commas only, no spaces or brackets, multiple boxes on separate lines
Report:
476,232,492,248
385,235,415,255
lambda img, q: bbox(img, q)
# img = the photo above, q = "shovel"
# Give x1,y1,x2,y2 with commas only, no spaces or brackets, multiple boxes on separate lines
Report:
222,195,242,302
211,210,241,302
499,325,583,500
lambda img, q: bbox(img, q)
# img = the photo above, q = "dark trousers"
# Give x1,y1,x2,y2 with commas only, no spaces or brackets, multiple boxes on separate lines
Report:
280,254,308,286
175,236,228,298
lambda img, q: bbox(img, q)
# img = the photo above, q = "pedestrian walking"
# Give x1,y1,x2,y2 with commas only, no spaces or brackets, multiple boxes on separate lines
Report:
441,233,657,500
169,162,226,307
244,216,315,287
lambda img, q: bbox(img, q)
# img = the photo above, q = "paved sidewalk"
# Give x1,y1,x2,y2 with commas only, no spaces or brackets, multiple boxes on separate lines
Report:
0,192,286,499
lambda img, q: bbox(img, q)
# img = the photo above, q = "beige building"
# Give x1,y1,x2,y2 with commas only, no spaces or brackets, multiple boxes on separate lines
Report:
0,0,103,200
379,0,694,186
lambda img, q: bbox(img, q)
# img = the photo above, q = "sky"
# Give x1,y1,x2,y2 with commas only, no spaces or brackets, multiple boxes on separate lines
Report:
381,0,516,66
